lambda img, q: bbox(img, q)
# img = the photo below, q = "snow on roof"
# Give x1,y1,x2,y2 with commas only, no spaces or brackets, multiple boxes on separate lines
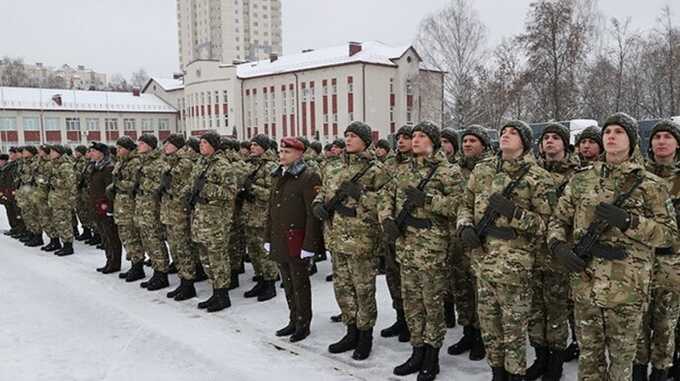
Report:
146,77,184,92
236,41,430,78
0,86,177,113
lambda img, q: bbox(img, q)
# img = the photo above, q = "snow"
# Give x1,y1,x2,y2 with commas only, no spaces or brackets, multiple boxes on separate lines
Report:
236,41,432,79
0,210,578,381
146,78,184,92
0,86,177,114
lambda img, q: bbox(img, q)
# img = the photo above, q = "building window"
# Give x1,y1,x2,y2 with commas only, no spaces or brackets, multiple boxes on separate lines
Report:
0,117,16,131
333,113,338,123
23,117,40,131
406,79,414,95
86,118,99,131
407,111,413,125
66,118,81,131
223,90,228,103
390,106,395,122
390,78,395,94
159,119,170,131
142,119,152,130
348,112,354,122
105,118,118,131
124,119,136,130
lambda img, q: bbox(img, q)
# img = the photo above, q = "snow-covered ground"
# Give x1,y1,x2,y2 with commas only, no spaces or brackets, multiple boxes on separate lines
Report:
0,210,578,381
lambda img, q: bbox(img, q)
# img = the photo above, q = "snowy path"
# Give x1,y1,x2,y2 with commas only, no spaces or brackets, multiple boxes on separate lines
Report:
0,211,577,381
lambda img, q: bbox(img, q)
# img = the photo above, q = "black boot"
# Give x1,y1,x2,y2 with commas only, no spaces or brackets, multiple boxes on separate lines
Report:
650,368,668,381
289,325,310,343
326,273,333,282
41,238,61,252
97,258,110,273
276,322,296,337
206,288,231,312
256,280,276,302
244,281,263,298
19,232,33,243
197,290,216,309
167,262,178,274
145,271,169,291
394,346,426,376
541,348,564,381
448,325,474,355
417,344,440,381
26,233,44,247
507,374,525,381
228,271,239,290
351,328,373,360
195,263,209,282
167,280,185,299
308,262,318,275
525,345,549,380
492,367,508,381
174,280,196,301
469,327,486,361
85,232,101,246
330,313,342,323
633,364,649,381
381,308,406,338
125,262,146,282
671,350,680,381
563,341,580,362
252,275,262,283
55,241,74,256
328,324,359,354
76,228,92,241
444,301,456,328
72,225,80,239
399,320,411,343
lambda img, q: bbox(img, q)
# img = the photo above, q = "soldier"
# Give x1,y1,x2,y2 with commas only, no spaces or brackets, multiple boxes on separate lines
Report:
374,139,391,162
440,127,460,330
160,134,201,301
380,122,463,380
34,145,56,250
380,125,413,342
548,112,678,381
17,146,43,246
239,141,251,159
298,137,321,173
266,137,324,342
223,137,247,289
448,125,491,361
525,123,580,380
73,145,96,242
458,120,553,380
0,148,25,237
633,120,680,381
313,121,388,360
46,145,77,256
440,127,459,162
189,132,238,313
239,134,279,301
88,142,121,273
132,134,170,291
575,126,603,164
110,137,146,282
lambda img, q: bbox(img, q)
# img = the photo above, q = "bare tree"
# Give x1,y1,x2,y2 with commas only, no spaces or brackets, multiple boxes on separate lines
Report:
0,57,29,87
130,68,150,89
658,5,678,115
609,17,638,111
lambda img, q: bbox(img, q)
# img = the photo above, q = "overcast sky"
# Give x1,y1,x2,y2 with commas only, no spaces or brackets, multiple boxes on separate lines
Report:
1,0,678,79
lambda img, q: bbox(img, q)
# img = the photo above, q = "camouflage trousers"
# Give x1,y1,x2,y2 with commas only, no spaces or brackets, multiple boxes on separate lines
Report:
192,205,231,290
117,223,145,264
528,269,570,349
34,189,53,238
16,187,39,233
76,192,96,230
575,301,644,381
635,288,680,369
477,277,532,376
133,197,169,273
332,252,378,330
384,243,403,310
401,262,447,348
164,219,197,281
451,246,479,328
47,192,75,242
245,226,278,281
228,215,246,272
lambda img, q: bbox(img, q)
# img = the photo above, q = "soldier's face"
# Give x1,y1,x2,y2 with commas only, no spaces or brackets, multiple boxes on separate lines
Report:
49,151,59,160
137,141,151,154
441,138,455,156
200,139,215,156
279,147,303,166
9,152,18,161
240,148,250,156
462,135,484,157
22,151,32,159
578,138,600,160
250,143,265,157
651,131,678,160
74,151,82,159
163,142,178,155
541,133,565,157
375,147,388,158
91,150,104,162
116,146,129,158
603,125,630,157
411,131,434,156
330,146,343,156
397,134,412,153
344,132,366,154
500,128,524,155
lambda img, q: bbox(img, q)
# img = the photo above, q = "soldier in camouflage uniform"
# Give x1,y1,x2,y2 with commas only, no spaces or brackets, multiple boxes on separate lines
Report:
31,145,53,249
298,137,321,174
313,122,388,361
159,134,201,301
73,145,96,242
448,126,490,361
1,148,26,237
223,138,247,289
45,145,77,256
524,123,580,380
110,137,146,283
633,120,680,381
380,122,463,380
440,127,460,331
190,132,238,313
458,120,553,380
374,139,391,162
548,113,679,381
575,126,603,165
379,126,414,342
240,134,279,301
16,146,43,246
133,134,170,291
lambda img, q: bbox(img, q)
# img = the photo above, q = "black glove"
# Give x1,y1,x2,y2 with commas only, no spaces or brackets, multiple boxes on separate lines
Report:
595,202,631,231
460,226,482,249
160,171,172,192
552,241,586,273
488,193,517,219
382,219,401,243
312,203,330,221
105,184,116,202
339,181,362,200
404,186,427,208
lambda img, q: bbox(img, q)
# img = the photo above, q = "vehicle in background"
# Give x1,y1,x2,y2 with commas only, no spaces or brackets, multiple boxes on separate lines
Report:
529,119,598,155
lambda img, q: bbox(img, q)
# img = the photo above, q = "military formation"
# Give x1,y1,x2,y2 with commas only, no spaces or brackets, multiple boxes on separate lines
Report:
0,113,679,381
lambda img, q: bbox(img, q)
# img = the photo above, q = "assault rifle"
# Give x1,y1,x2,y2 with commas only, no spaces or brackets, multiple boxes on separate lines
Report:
324,162,373,219
237,161,266,202
475,164,530,240
186,162,213,210
389,164,439,240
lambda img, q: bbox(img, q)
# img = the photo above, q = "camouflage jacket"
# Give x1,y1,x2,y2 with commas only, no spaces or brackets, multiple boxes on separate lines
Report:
49,155,76,200
548,159,678,307
190,152,238,228
135,149,164,200
241,150,278,227
314,150,389,256
35,156,52,195
303,149,321,173
159,147,197,222
112,151,143,224
458,152,553,286
18,157,35,187
378,150,463,269
73,156,90,195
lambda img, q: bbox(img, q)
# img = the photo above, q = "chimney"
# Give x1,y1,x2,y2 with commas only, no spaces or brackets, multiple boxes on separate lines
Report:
132,87,141,96
302,49,314,53
349,41,362,56
269,53,278,62
51,94,63,106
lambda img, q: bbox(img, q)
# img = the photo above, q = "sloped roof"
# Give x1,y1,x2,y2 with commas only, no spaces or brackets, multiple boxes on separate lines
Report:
143,77,184,92
0,86,177,113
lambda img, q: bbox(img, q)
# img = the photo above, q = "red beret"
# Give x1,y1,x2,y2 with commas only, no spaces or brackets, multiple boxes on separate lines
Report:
280,137,305,151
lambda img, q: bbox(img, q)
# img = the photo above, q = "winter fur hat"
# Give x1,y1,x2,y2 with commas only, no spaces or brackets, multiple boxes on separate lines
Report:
75,145,88,155
200,131,222,150
375,139,391,151
239,141,251,150
89,142,110,155
501,120,533,153
138,133,158,150
310,141,323,154
344,121,373,148
116,136,137,151
164,133,186,150
649,119,680,159
461,125,491,148
540,122,570,149
0,154,9,161
23,146,38,156
395,125,413,139
186,137,200,153
602,112,639,156
575,126,603,151
251,134,271,150
412,121,442,150
441,127,459,154
331,138,346,149
50,144,67,156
